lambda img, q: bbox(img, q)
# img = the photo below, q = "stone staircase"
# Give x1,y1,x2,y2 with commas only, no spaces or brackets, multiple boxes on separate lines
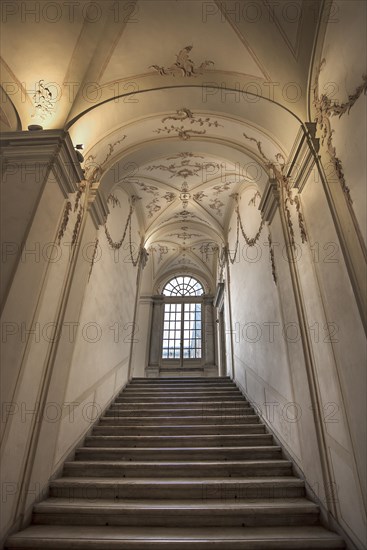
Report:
6,377,345,549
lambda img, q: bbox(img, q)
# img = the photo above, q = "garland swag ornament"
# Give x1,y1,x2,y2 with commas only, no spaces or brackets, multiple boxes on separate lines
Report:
104,197,148,268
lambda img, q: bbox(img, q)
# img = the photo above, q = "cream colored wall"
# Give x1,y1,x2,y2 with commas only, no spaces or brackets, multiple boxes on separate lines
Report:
227,175,366,548
317,0,366,245
300,170,366,547
0,151,140,546
227,186,303,462
53,186,139,467
228,3,367,544
0,157,47,306
0,171,71,542
298,2,366,545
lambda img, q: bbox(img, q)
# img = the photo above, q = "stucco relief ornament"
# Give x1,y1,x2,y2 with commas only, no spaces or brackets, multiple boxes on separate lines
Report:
140,247,149,269
84,136,127,183
208,198,225,216
151,244,169,264
162,192,176,203
154,108,223,140
135,182,159,196
179,181,190,208
107,194,121,208
32,80,55,120
226,194,265,266
193,191,207,202
149,45,214,77
146,153,219,180
198,242,219,263
74,181,87,212
171,210,210,225
268,230,277,284
248,191,261,207
217,244,228,280
57,201,72,245
213,182,233,195
88,238,99,281
313,60,366,205
146,197,161,218
104,195,146,268
242,132,307,247
167,230,201,241
71,204,84,248
167,152,204,160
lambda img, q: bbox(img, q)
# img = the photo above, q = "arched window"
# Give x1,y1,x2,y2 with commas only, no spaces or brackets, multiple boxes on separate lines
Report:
161,276,204,360
162,276,204,296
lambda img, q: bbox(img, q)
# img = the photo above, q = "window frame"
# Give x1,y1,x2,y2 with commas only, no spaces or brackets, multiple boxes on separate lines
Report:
162,299,202,360
161,276,205,364
162,276,204,297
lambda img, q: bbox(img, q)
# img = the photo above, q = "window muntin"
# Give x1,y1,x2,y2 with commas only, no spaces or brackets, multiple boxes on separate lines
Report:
162,303,182,359
161,276,203,360
162,302,202,359
182,303,201,359
162,276,204,296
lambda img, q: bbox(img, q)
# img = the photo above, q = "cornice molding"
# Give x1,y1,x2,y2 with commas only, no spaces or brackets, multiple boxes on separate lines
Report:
286,123,319,193
0,130,83,197
87,181,110,228
214,282,225,309
259,179,280,223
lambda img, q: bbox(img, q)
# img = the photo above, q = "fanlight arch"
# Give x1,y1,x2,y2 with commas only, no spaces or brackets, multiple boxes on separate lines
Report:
162,276,204,297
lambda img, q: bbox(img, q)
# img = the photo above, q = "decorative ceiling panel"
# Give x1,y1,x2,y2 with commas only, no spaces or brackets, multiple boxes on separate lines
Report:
100,0,267,85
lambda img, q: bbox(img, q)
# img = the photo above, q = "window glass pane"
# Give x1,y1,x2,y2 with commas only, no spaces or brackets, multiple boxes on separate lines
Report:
162,289,202,360
162,302,183,359
162,276,204,297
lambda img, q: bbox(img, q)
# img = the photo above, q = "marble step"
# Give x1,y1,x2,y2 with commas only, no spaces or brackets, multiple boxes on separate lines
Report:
4,377,346,550
75,446,282,462
63,460,293,478
5,525,345,549
125,383,239,393
126,384,237,391
123,390,241,396
131,377,232,382
84,434,273,448
92,424,267,436
105,408,254,418
32,498,320,528
110,401,253,411
115,396,245,403
50,476,305,500
99,415,260,426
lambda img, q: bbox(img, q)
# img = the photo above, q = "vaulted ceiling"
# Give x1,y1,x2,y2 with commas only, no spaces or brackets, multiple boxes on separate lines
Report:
0,0,325,288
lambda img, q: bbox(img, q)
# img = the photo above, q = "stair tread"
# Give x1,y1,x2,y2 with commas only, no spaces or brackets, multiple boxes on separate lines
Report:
51,476,304,486
101,416,259,420
93,424,264,429
6,524,344,543
79,446,280,451
111,401,253,411
5,378,345,549
66,459,290,466
86,435,270,441
35,497,318,510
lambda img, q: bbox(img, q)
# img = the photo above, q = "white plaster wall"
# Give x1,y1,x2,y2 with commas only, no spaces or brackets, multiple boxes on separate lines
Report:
300,169,366,547
1,180,141,546
54,187,140,465
0,173,71,540
227,172,366,546
308,3,367,545
0,158,49,305
318,0,367,244
227,186,303,461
